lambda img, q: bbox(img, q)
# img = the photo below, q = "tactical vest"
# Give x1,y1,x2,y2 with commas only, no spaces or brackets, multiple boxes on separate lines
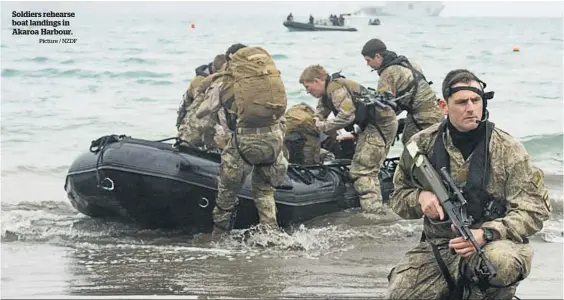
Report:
378,56,433,130
321,74,390,144
429,120,506,223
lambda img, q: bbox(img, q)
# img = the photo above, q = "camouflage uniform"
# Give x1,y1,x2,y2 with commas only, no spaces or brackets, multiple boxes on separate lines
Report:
316,79,398,212
388,123,552,299
177,73,228,150
196,76,288,230
214,127,288,228
377,60,443,144
176,63,213,130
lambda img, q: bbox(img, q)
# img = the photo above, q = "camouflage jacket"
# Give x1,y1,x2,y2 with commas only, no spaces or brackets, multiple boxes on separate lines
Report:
196,77,233,135
377,59,442,124
315,83,356,133
315,79,397,143
177,75,206,127
390,123,552,245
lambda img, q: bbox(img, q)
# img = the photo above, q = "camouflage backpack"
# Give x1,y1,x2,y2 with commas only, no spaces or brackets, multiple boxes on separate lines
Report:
284,103,322,164
284,103,319,137
228,47,287,128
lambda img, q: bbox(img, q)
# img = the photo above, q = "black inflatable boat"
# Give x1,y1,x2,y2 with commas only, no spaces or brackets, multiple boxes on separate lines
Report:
64,135,399,233
283,21,358,32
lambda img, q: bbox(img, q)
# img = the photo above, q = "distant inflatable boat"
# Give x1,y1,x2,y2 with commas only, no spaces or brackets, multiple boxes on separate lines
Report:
369,18,381,25
64,134,398,233
283,21,358,32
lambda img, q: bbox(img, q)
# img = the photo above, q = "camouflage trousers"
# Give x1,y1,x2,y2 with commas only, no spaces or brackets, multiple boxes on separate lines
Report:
388,240,533,299
177,97,217,149
349,124,395,212
213,124,288,230
402,105,444,145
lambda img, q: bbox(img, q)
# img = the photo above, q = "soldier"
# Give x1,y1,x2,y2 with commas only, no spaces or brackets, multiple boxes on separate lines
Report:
387,69,552,299
299,65,397,213
176,54,226,130
361,38,443,145
196,43,288,236
284,102,335,165
177,54,227,150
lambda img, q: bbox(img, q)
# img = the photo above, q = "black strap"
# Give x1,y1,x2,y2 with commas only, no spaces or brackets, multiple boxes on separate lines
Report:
430,241,462,300
89,134,126,190
380,57,426,131
423,231,525,299
430,120,495,222
421,233,462,300
232,128,273,168
400,60,424,131
372,123,388,146
221,95,274,168
222,97,237,131
321,79,355,133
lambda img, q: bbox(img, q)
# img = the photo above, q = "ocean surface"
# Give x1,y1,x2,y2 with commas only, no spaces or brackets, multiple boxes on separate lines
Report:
1,2,563,299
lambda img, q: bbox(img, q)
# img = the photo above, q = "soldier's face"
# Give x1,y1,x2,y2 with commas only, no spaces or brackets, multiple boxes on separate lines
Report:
303,79,325,98
364,55,382,70
440,81,484,132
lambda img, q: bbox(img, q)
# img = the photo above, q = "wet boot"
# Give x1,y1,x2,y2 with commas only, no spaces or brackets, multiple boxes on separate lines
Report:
210,223,229,241
360,199,392,215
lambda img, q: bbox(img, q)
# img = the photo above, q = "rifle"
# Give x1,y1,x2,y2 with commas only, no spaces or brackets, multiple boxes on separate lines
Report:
358,87,411,112
402,141,497,283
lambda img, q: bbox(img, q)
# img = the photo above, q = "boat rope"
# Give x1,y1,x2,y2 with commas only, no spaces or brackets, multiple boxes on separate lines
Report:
90,134,126,191
88,134,205,191
153,136,181,143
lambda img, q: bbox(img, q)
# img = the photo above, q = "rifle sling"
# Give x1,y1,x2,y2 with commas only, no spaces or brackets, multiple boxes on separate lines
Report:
378,55,426,130
421,232,524,299
421,233,463,300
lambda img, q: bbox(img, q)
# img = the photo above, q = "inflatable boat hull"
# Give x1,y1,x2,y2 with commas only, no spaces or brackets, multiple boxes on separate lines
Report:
283,21,358,32
64,135,398,233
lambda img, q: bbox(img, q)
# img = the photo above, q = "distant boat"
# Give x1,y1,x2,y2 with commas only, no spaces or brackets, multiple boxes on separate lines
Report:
355,1,445,17
283,20,358,32
368,18,381,25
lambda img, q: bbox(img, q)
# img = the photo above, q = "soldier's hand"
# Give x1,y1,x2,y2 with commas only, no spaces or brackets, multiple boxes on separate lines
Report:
418,190,444,220
214,125,225,136
449,228,486,257
336,132,355,141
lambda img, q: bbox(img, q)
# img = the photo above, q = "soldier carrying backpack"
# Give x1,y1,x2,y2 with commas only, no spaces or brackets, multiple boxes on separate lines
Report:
196,43,289,237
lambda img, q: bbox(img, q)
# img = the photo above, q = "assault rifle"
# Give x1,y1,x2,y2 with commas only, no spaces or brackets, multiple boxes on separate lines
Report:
356,88,411,112
402,141,497,282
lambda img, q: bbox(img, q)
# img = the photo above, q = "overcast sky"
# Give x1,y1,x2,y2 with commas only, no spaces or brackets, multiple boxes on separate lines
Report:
441,1,563,17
